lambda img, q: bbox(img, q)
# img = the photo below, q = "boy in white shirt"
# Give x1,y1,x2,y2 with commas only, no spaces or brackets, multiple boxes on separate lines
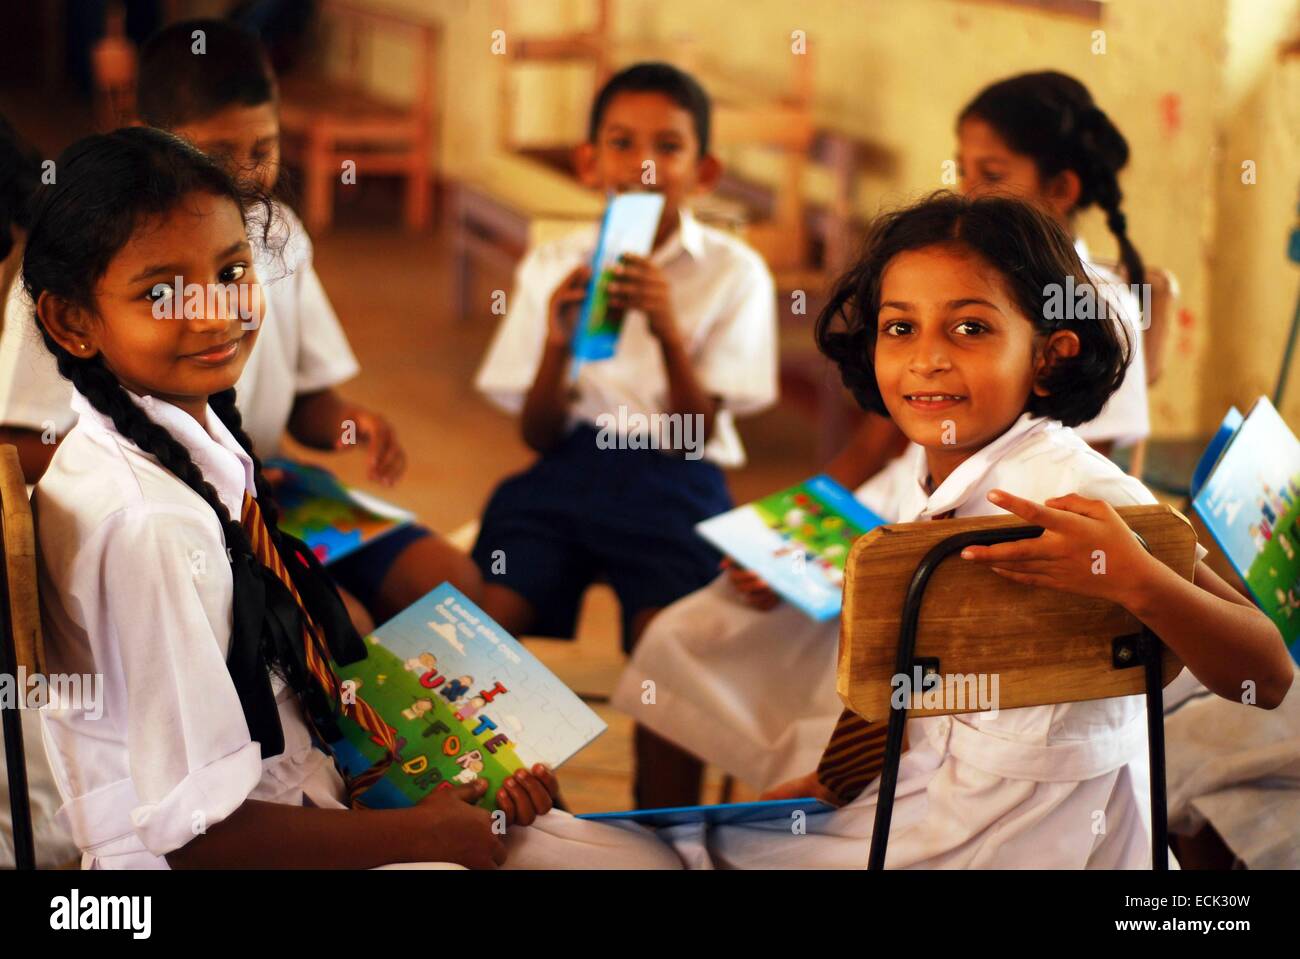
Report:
473,63,777,805
0,20,481,626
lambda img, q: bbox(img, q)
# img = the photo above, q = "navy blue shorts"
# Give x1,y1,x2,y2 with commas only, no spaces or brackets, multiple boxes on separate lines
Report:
471,425,732,652
329,523,433,612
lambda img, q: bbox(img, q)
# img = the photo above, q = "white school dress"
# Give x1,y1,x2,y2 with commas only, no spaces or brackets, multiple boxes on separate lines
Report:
1072,238,1149,449
1163,664,1300,869
35,389,351,869
610,445,924,790
655,413,1206,869
613,245,1150,790
474,208,778,468
0,202,359,459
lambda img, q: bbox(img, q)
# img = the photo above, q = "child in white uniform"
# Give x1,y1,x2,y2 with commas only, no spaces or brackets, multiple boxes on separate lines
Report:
473,63,776,808
27,128,674,870
0,20,481,628
511,193,1288,870
616,70,1159,802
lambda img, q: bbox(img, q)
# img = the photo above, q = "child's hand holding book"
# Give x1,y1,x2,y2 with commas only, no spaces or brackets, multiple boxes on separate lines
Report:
606,254,678,345
494,764,564,826
721,557,782,611
407,779,506,868
546,264,592,351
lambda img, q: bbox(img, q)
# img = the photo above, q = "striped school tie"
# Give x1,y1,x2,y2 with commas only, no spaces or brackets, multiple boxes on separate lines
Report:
816,709,889,804
815,507,956,804
240,492,396,803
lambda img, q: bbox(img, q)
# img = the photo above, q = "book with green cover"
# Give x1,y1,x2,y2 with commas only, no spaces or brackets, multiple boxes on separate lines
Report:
1191,398,1300,664
327,584,606,811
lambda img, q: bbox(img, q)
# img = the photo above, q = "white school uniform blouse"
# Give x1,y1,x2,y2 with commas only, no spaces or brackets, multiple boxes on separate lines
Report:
474,209,778,468
35,389,347,869
1071,238,1150,448
0,202,359,458
611,447,921,789
656,413,1207,869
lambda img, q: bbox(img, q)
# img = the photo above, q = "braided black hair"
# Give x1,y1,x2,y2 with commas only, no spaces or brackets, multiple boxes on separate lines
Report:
22,127,360,751
959,71,1146,293
0,113,42,263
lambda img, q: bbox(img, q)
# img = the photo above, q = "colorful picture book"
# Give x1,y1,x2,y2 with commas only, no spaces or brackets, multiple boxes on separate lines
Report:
696,474,888,621
578,797,834,828
570,191,666,372
266,458,414,565
328,584,607,812
1191,397,1300,664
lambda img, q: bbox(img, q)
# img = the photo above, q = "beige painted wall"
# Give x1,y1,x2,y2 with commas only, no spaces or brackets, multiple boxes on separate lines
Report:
339,0,1300,438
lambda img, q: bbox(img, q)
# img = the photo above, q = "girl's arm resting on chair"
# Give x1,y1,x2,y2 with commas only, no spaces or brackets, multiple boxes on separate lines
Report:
1122,557,1292,708
962,490,1293,709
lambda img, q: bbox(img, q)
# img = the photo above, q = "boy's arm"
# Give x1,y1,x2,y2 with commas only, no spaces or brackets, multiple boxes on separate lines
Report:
288,389,404,485
658,334,720,442
519,264,589,454
0,425,59,483
287,387,352,449
609,255,720,443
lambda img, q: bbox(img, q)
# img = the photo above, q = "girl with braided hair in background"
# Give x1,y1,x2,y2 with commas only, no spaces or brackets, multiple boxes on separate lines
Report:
24,127,591,870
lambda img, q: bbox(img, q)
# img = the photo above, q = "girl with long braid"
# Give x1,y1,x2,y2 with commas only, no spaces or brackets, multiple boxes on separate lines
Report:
25,128,600,869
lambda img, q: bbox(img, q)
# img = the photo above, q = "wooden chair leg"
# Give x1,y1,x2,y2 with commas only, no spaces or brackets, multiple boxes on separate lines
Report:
405,142,433,232
304,133,334,234
0,567,35,870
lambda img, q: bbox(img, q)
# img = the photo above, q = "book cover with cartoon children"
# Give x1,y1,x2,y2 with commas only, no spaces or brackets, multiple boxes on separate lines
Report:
327,584,607,811
696,474,888,621
1192,397,1300,664
569,191,665,370
266,458,414,565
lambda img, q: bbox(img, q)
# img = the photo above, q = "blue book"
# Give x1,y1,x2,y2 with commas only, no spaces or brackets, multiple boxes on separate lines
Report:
328,584,607,811
569,192,666,374
695,474,888,620
578,797,835,828
1190,398,1300,665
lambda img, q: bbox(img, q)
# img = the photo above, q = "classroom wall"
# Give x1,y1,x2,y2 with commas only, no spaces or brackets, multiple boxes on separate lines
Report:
338,0,1300,439
1204,0,1300,426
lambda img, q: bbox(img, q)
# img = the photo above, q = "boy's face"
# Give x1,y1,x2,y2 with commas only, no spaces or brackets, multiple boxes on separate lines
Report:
577,91,719,222
172,101,281,194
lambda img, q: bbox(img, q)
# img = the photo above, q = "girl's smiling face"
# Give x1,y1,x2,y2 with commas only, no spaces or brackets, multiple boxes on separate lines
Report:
41,191,262,421
874,244,1077,486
